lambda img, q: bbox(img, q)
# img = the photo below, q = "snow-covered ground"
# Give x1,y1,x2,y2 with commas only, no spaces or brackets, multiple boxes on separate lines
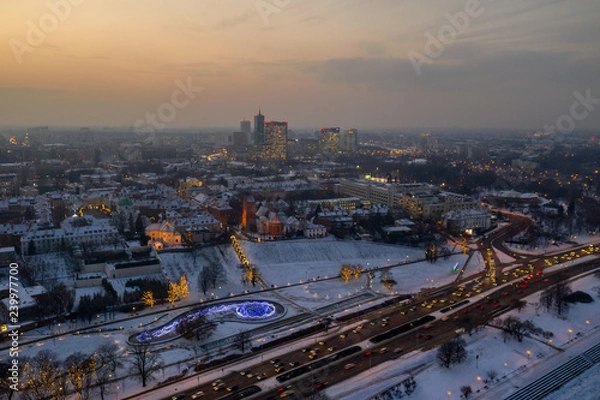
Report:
10,237,598,400
504,234,600,257
326,272,600,400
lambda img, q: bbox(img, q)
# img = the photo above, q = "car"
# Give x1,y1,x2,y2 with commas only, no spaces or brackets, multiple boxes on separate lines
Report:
227,385,238,392
339,334,347,339
191,391,204,399
211,379,224,387
308,353,318,360
256,373,267,380
289,361,300,367
365,350,372,356
273,363,284,369
344,363,356,370
393,347,403,354
270,358,281,364
327,346,336,352
314,381,326,389
280,391,295,398
213,382,226,391
171,396,184,400
240,370,250,376
318,341,325,346
301,347,311,353
379,347,389,354
246,372,255,379
275,367,285,373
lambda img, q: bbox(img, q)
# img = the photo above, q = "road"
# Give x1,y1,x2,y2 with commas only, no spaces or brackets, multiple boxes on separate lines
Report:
140,242,600,400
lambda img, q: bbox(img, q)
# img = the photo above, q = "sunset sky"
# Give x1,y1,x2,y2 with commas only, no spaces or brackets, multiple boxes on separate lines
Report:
1,0,599,130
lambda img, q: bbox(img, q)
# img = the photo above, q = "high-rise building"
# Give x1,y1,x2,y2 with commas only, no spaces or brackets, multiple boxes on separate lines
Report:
319,127,341,155
232,131,249,147
240,119,251,133
263,121,288,161
344,128,358,153
254,108,265,144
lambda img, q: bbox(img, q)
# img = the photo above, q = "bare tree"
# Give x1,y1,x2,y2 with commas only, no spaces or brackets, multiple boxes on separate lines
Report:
436,337,467,368
198,266,211,295
94,365,116,400
486,369,499,383
207,263,226,288
175,314,218,341
460,385,473,399
500,316,548,342
95,342,122,373
540,281,572,316
126,342,163,387
352,264,364,280
233,329,252,353
501,316,526,342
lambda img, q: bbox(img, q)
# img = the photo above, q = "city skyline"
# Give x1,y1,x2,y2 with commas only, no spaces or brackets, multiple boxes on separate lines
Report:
1,0,599,130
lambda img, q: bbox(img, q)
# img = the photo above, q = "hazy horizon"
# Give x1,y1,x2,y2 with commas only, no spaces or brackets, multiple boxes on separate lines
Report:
1,0,599,131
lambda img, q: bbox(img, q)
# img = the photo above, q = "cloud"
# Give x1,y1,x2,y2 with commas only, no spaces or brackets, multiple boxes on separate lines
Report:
357,41,387,57
214,11,253,30
300,48,600,95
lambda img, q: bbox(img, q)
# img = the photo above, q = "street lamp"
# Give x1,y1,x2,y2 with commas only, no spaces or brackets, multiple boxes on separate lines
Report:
586,320,590,332
526,350,531,360
477,376,482,391
568,328,573,341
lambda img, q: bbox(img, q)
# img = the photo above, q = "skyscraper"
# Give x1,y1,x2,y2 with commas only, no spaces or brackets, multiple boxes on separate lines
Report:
263,121,288,161
254,108,265,144
240,119,251,133
344,128,358,153
319,127,341,155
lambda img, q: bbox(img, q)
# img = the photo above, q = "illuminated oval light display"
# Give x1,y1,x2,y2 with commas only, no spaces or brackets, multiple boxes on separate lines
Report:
135,300,282,343
236,301,276,319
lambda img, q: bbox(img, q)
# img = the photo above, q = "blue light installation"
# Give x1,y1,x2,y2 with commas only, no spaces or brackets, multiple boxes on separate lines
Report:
136,301,278,343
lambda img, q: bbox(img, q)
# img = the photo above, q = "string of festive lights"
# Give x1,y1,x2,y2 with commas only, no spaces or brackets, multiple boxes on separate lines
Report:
136,301,278,342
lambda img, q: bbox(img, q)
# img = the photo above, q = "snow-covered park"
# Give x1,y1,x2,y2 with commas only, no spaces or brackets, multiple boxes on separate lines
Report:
8,236,600,400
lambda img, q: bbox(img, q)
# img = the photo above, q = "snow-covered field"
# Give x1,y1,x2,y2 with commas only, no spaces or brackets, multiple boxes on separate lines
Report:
326,272,600,400
11,237,599,400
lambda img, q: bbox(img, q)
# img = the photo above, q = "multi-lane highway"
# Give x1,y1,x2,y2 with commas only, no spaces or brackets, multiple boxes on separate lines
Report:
141,241,599,400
